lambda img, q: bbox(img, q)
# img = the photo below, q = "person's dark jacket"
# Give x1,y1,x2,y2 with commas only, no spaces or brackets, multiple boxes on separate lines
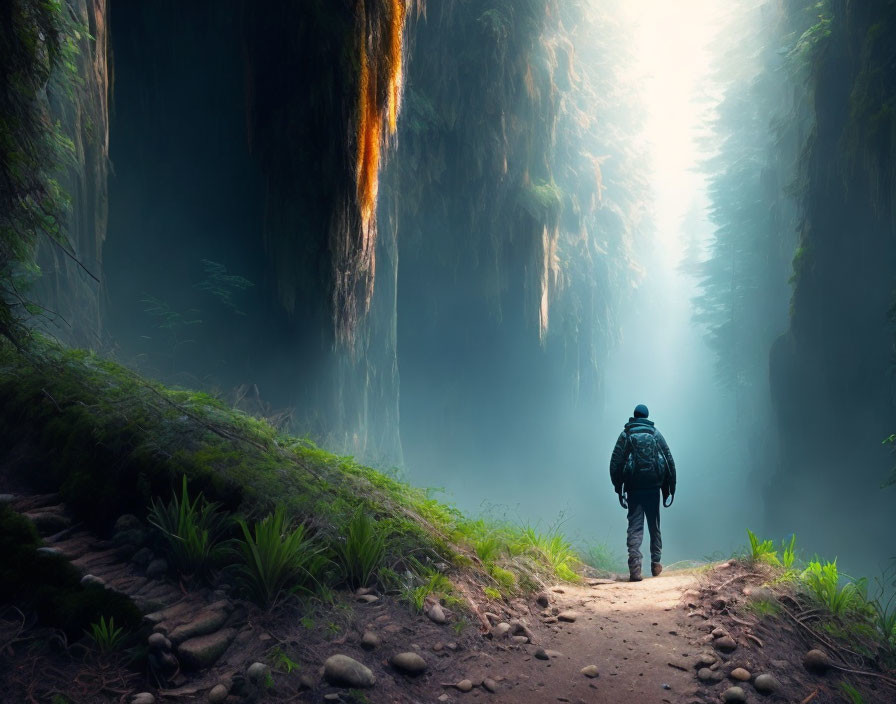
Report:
609,417,677,494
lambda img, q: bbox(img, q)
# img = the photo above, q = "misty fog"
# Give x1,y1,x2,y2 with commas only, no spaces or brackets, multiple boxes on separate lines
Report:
91,0,894,584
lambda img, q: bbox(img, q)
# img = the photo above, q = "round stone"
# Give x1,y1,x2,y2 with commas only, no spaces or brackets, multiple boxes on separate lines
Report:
147,632,171,651
730,667,751,681
804,649,830,673
722,686,747,703
580,665,600,678
715,635,738,652
754,673,780,694
207,684,228,703
456,679,473,692
361,630,380,650
324,654,376,688
390,651,427,675
483,677,497,692
246,661,270,684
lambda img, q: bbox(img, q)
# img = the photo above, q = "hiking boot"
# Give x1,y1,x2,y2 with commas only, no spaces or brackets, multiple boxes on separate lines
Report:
629,565,643,582
651,562,663,577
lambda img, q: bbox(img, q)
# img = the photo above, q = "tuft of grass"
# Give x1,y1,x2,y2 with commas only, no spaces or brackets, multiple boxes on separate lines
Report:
746,529,780,565
780,534,797,569
580,542,625,573
801,559,867,616
85,615,126,653
148,475,230,577
401,568,453,612
839,681,867,704
744,598,780,618
483,586,502,600
333,507,388,588
232,505,328,608
269,646,300,674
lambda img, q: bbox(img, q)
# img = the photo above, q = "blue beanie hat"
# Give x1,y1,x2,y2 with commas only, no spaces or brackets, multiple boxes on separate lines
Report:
634,404,649,418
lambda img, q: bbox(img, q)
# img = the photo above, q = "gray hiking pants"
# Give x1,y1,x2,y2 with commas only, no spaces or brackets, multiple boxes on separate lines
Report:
626,488,662,567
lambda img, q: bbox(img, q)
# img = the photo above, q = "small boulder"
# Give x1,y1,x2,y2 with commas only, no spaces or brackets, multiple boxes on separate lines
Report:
557,611,578,623
0,494,16,504
81,574,105,588
730,667,751,681
712,596,728,610
715,635,738,653
36,546,62,556
483,677,497,692
722,686,747,703
247,661,270,684
357,594,379,603
580,665,600,678
131,547,155,566
207,684,229,703
456,679,473,692
131,695,155,704
30,513,71,535
535,592,550,607
146,558,168,579
148,632,171,652
697,668,716,682
511,635,529,644
361,630,380,650
491,622,511,638
754,673,779,694
712,626,729,639
169,609,228,644
391,651,427,675
534,648,550,661
697,652,717,667
324,654,376,688
177,629,236,670
427,602,448,624
803,649,830,674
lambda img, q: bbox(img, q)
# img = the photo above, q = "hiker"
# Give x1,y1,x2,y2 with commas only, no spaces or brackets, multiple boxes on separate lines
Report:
609,404,676,582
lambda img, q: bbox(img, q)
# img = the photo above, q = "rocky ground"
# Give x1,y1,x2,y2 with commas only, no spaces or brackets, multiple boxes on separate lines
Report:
2,489,894,703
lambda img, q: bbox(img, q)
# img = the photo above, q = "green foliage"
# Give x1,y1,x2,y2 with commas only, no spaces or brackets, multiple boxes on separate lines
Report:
801,559,867,616
85,615,126,653
333,507,388,588
483,587,502,600
580,542,626,573
746,529,780,565
269,646,300,674
147,475,230,577
780,534,797,569
744,597,781,618
0,0,81,341
194,259,253,315
401,567,453,612
839,681,866,704
232,505,328,608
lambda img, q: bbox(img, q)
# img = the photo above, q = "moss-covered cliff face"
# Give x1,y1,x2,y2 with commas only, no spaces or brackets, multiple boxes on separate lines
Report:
384,1,647,482
30,0,109,348
0,0,106,344
769,0,896,555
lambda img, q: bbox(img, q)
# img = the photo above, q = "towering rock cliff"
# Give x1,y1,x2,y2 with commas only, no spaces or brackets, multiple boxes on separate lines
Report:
769,0,896,559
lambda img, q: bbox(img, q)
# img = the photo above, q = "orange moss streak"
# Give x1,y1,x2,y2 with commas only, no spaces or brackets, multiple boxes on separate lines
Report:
355,0,407,231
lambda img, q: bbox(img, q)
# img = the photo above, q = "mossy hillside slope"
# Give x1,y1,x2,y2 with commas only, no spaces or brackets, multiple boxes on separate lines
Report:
0,338,582,594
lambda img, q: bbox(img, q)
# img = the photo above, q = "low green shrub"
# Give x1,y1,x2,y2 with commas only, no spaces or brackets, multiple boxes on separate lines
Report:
746,529,780,565
333,507,388,588
85,615,126,653
148,475,230,577
801,559,867,616
232,505,328,608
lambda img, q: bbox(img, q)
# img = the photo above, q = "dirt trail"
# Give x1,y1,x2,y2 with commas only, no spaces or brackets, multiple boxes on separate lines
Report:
484,573,702,704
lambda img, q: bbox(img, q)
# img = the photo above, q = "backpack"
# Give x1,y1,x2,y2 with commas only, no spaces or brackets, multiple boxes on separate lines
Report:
623,426,665,487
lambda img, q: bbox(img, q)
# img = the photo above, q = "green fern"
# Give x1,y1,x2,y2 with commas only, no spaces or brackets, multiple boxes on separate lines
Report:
801,559,866,616
233,506,327,608
334,507,388,588
85,615,125,653
839,681,866,704
746,529,779,565
780,534,797,569
147,475,230,577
